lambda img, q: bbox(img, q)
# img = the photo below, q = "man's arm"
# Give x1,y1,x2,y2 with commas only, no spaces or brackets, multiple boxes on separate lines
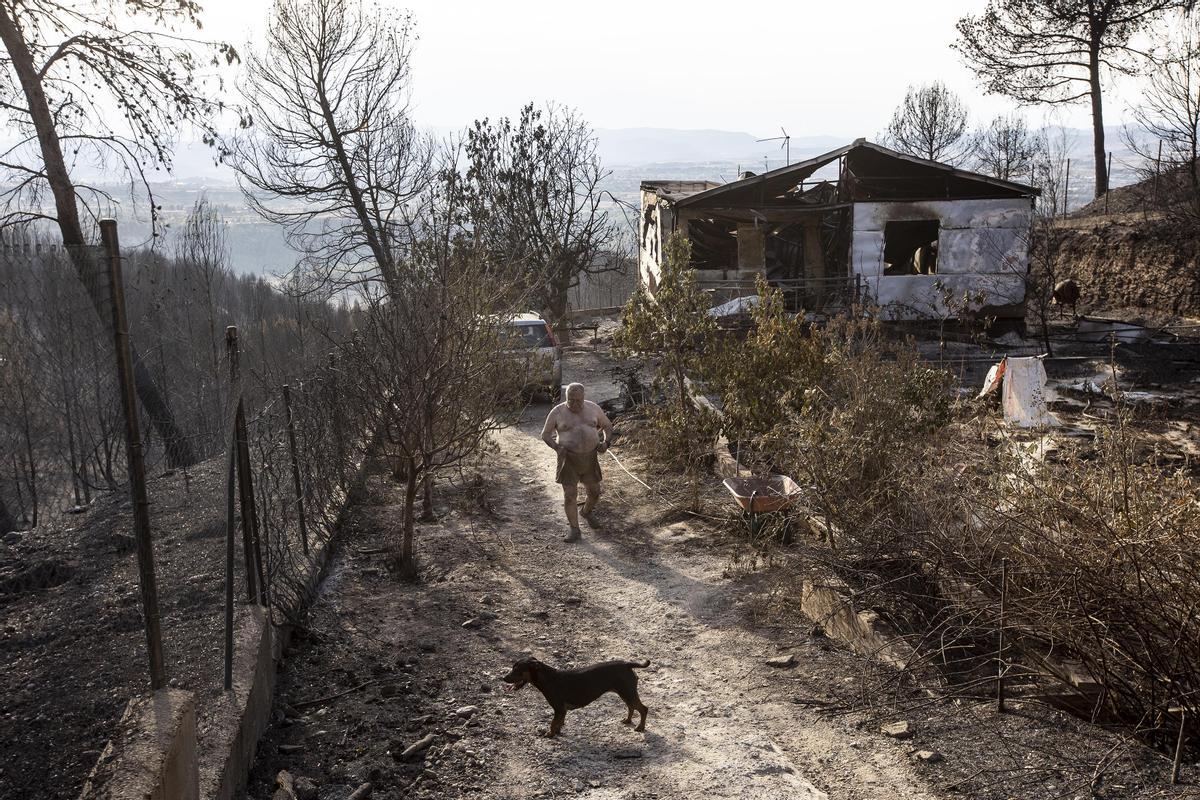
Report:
595,406,614,452
541,409,561,452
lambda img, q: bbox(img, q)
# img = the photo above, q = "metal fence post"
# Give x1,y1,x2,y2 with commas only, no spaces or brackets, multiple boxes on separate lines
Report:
237,423,267,606
226,327,258,603
100,219,166,691
283,384,310,556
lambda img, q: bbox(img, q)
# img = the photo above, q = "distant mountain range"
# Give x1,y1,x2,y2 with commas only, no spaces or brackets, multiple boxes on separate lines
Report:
151,124,1132,180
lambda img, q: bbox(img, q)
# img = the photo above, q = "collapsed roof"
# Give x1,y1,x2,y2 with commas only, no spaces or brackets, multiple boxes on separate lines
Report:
641,139,1040,211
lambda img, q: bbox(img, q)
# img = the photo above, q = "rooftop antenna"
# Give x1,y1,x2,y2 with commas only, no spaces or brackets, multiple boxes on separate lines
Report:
757,127,791,166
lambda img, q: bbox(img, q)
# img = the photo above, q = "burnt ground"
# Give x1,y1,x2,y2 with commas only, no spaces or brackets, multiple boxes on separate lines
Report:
0,457,257,799
243,346,1196,800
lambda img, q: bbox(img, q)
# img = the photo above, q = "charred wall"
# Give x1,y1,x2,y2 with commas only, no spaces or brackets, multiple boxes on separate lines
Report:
852,198,1033,320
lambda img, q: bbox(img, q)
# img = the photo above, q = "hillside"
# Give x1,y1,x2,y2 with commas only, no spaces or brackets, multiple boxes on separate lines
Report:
1050,216,1200,319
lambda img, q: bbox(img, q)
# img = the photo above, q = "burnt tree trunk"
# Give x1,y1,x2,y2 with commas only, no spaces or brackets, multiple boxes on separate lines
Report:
0,5,195,467
0,491,14,534
1089,44,1109,199
420,470,434,521
400,456,418,581
547,270,572,344
19,385,38,529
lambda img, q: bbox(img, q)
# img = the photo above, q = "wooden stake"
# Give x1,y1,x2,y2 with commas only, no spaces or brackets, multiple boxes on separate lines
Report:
1155,140,1163,202
1105,152,1112,215
224,428,236,690
100,219,166,691
1172,709,1186,785
1063,159,1071,218
997,557,1008,713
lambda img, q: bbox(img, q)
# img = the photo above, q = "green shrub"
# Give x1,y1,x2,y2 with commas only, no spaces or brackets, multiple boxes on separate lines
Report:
614,231,716,415
614,231,720,483
706,278,823,444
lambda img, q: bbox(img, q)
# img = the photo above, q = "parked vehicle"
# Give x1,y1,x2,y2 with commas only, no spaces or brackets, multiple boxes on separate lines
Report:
504,312,562,399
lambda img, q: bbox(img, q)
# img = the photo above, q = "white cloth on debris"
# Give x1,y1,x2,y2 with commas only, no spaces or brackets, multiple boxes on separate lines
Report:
977,358,1006,398
1001,356,1059,427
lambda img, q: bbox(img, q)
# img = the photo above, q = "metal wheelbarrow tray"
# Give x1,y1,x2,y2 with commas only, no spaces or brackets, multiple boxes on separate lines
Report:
722,475,802,514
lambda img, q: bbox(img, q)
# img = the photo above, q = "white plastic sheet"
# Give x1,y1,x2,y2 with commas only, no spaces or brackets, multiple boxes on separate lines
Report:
708,295,759,317
1001,356,1060,427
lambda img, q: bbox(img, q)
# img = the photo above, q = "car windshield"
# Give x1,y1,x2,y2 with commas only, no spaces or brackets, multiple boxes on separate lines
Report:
509,322,551,348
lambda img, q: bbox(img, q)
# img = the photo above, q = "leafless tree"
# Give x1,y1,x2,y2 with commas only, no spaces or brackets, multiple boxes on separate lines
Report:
1031,120,1076,216
339,164,524,579
174,197,230,448
883,82,973,165
0,492,13,534
465,103,619,338
955,0,1192,198
0,222,354,527
1123,13,1200,227
975,113,1039,181
1024,217,1067,355
0,0,241,466
232,0,432,298
0,310,41,526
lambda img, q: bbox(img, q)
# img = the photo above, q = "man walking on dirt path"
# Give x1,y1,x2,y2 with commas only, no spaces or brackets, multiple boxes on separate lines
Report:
541,383,613,542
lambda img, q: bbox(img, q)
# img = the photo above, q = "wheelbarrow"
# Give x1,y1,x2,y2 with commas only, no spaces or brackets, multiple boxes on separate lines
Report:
723,475,803,513
722,475,803,538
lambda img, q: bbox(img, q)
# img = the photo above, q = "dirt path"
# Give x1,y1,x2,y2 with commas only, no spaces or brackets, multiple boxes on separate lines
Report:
247,404,945,800
471,413,934,800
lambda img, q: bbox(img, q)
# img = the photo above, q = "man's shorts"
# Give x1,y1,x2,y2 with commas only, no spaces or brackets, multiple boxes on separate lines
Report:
556,448,602,485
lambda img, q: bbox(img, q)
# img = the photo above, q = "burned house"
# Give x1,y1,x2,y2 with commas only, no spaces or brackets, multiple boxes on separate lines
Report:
639,139,1039,321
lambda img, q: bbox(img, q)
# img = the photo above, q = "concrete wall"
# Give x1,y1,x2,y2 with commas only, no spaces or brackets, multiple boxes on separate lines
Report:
79,689,198,800
736,223,765,271
81,604,276,800
78,495,341,800
200,605,275,800
850,198,1033,319
639,189,675,291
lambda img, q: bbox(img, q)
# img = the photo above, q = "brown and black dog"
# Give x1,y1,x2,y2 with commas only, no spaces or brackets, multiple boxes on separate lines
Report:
502,656,650,737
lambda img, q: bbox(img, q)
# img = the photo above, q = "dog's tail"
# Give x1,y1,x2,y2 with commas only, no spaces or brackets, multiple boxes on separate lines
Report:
626,659,651,669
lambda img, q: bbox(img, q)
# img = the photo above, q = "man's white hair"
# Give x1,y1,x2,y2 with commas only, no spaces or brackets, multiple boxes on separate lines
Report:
566,382,585,399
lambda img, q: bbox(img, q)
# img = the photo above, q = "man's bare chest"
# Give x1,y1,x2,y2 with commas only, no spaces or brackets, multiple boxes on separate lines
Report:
557,410,598,433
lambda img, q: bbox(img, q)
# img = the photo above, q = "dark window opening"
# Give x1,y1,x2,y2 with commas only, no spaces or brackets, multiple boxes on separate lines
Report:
688,217,738,269
765,223,805,282
884,219,939,276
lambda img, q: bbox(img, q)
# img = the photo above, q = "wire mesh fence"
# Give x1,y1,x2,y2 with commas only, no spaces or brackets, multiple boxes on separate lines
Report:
0,236,124,529
241,351,367,623
567,262,639,311
0,220,365,727
697,275,863,314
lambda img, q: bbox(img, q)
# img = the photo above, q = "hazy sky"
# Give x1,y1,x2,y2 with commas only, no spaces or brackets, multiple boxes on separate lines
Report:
202,0,1154,138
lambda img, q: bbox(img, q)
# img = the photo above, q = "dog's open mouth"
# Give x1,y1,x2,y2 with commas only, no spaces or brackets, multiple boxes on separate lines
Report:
503,678,527,691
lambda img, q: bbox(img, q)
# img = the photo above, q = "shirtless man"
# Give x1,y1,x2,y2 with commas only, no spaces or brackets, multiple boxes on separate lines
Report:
541,383,613,542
